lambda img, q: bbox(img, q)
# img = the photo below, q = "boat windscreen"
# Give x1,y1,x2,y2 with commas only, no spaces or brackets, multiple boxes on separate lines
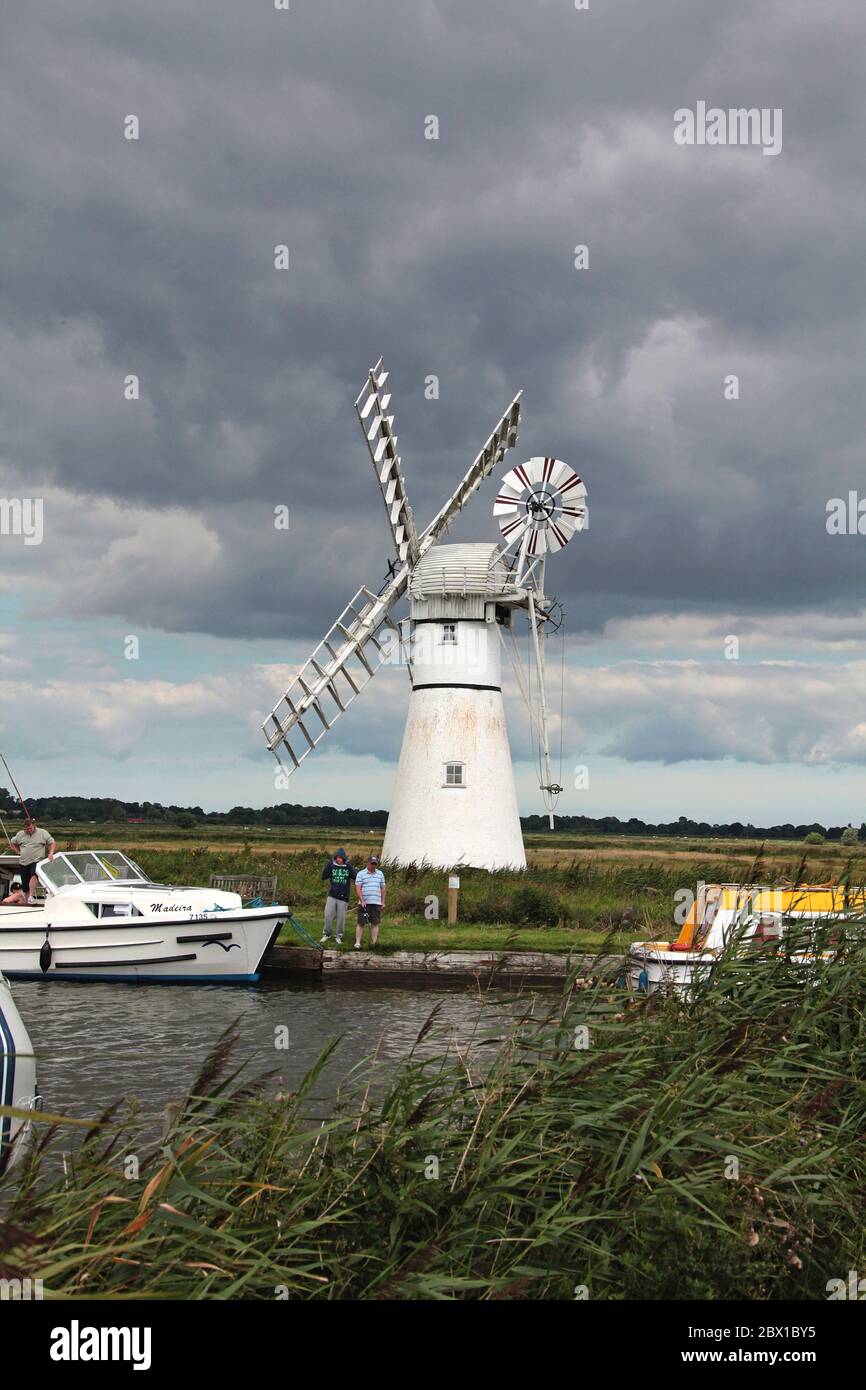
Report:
39,857,84,890
119,854,151,882
39,851,151,890
92,851,150,882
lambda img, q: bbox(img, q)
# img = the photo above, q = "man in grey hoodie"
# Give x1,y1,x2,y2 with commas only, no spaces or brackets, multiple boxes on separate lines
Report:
320,847,356,947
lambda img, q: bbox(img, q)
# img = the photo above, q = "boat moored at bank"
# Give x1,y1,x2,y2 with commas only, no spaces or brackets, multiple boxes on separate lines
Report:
0,972,39,1171
0,850,286,983
627,883,865,996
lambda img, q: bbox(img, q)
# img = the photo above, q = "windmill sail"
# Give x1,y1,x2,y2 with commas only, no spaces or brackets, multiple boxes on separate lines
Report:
263,576,406,771
355,359,420,567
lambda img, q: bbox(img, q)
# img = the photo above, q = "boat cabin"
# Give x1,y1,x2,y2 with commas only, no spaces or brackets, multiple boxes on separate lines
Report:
0,850,155,914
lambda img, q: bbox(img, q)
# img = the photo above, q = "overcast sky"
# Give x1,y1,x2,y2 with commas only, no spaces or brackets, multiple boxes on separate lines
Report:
1,0,865,823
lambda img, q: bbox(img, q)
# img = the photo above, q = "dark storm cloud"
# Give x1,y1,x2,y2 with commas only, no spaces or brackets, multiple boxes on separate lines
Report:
2,0,865,645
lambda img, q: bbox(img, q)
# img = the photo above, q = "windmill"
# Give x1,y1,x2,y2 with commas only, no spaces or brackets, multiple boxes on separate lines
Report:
262,360,587,869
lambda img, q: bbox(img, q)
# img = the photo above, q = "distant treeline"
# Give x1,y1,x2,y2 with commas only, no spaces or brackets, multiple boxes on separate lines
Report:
0,789,387,830
1,787,863,841
521,813,866,841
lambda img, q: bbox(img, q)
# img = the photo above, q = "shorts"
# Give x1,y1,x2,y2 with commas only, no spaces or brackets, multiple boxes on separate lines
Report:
357,903,381,927
19,863,37,886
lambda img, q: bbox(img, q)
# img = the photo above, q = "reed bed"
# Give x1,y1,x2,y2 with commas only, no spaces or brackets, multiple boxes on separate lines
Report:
2,934,865,1300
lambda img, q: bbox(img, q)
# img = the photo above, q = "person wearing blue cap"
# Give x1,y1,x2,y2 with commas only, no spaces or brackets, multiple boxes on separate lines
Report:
320,847,356,947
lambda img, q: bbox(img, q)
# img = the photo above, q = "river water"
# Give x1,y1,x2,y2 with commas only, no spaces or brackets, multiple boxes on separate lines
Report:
12,978,549,1129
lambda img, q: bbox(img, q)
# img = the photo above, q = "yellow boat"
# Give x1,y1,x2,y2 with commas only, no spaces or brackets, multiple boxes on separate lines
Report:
626,883,865,995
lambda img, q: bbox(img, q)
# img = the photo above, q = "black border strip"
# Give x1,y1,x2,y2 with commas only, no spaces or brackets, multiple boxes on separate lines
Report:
412,683,501,692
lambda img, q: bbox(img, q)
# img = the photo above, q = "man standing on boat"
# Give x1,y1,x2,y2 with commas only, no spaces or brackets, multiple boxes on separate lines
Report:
320,847,356,947
10,817,55,901
354,854,386,951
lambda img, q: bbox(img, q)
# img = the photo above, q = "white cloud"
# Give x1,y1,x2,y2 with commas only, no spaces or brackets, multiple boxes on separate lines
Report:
600,608,866,654
558,657,866,767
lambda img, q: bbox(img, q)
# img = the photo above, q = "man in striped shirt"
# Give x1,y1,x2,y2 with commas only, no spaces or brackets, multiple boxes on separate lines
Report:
354,854,386,951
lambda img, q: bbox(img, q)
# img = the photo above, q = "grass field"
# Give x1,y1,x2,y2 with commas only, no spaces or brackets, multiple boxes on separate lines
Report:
41,823,866,954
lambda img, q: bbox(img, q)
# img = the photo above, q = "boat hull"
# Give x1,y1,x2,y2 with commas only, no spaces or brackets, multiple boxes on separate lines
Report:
626,944,837,997
0,909,285,984
625,946,716,996
0,974,39,1171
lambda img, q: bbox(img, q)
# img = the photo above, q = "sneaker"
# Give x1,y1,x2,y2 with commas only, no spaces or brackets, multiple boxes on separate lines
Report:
319,935,329,944
336,937,343,946
353,942,361,950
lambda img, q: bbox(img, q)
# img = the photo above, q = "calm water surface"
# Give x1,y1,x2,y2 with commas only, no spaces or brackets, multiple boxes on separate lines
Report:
13,978,546,1124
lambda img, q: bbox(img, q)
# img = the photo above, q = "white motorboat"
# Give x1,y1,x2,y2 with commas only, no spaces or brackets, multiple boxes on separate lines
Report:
626,882,862,996
0,850,286,984
0,972,39,1172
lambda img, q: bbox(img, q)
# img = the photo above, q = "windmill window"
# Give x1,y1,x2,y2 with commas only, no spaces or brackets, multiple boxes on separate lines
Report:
444,762,465,787
441,623,457,644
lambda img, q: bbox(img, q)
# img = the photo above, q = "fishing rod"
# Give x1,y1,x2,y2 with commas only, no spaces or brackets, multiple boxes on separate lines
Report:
0,753,31,823
0,812,13,851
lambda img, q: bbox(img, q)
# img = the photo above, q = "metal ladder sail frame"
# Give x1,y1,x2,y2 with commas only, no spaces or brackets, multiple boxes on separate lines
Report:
263,576,406,770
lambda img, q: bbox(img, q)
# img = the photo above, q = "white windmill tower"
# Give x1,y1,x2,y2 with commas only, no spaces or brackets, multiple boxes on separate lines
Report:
261,360,587,870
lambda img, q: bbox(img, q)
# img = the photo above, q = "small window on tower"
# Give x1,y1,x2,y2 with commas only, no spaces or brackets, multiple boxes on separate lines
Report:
444,762,465,787
441,623,457,644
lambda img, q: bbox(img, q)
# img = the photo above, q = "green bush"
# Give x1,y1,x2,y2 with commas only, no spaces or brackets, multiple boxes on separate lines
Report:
505,885,566,927
388,886,424,914
460,891,510,924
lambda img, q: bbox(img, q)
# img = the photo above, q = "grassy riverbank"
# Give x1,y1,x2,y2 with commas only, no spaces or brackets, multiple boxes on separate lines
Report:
41,825,866,953
107,842,711,952
4,940,866,1299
